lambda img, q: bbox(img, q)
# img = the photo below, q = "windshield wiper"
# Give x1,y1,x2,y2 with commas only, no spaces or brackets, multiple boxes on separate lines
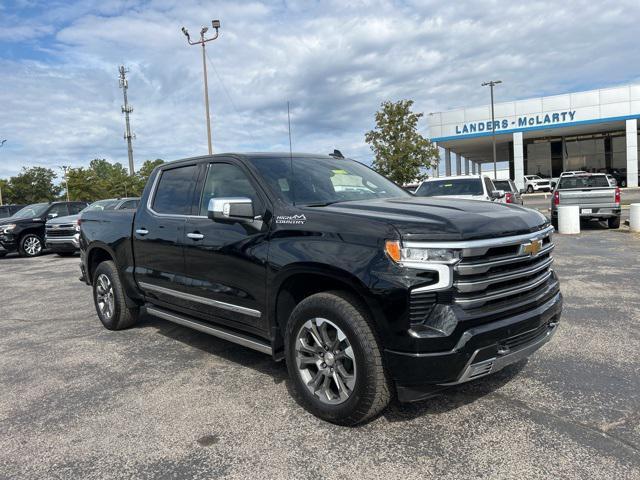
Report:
302,201,344,207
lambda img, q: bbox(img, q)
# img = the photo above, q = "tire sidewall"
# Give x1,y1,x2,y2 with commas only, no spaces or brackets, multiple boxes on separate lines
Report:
93,262,121,329
20,234,43,257
285,296,378,423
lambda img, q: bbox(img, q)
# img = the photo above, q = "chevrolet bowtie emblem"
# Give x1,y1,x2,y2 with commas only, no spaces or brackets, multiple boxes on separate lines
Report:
522,239,543,256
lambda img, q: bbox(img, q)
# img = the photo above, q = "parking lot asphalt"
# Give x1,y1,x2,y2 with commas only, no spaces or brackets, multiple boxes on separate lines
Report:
1,227,639,479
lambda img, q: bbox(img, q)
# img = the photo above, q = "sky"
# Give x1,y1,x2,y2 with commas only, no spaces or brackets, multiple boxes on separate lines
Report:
1,0,639,180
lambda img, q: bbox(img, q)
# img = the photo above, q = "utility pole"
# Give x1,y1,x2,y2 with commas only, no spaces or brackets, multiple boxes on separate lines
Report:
119,66,135,175
482,80,502,179
0,140,6,206
181,20,221,155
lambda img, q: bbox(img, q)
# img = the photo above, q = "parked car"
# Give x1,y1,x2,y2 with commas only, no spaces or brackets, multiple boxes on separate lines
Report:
551,173,620,229
414,175,506,202
0,204,25,219
80,153,561,425
0,201,88,257
597,168,639,188
46,198,139,256
492,179,524,205
523,175,552,193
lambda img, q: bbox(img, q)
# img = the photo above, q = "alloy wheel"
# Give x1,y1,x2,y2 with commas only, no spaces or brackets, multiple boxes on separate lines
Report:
24,236,42,256
96,273,115,320
295,318,357,405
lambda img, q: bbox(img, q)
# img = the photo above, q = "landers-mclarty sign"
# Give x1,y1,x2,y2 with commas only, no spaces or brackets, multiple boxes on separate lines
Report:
455,110,576,135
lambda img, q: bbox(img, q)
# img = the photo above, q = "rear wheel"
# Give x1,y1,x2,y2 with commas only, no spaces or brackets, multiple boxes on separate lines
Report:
19,234,43,257
608,216,621,229
285,291,391,426
93,260,139,330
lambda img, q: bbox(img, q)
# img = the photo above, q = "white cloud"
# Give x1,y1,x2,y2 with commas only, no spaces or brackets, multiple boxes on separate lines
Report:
1,0,639,178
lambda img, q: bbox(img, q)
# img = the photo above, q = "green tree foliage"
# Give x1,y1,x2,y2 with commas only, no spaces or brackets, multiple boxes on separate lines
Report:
365,99,439,185
4,167,61,204
135,159,164,191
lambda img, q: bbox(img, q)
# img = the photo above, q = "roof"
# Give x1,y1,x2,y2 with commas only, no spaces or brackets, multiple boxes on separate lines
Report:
422,175,485,181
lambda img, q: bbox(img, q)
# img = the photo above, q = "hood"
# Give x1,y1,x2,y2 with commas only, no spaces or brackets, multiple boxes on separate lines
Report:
0,216,37,226
46,213,80,225
306,197,548,241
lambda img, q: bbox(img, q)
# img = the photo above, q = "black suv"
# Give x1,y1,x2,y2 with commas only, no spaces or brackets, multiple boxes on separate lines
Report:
0,204,25,219
0,201,88,257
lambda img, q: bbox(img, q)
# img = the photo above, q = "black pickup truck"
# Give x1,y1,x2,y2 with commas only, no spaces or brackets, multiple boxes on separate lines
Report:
80,153,562,425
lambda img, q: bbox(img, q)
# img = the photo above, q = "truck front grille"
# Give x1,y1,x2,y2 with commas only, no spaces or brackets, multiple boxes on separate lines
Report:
452,228,555,311
46,224,76,237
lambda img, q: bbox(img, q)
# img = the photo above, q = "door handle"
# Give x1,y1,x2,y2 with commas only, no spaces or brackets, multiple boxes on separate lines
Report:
187,232,205,240
136,228,149,236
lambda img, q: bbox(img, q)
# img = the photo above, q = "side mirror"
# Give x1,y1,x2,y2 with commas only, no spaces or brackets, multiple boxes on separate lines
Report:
491,190,505,200
207,197,254,222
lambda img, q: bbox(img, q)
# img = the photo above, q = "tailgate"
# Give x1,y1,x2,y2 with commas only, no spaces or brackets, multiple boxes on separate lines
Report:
558,188,617,207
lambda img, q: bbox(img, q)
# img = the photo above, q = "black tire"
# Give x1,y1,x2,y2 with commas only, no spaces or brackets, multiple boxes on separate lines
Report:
0,251,7,258
56,251,76,257
551,217,558,230
92,260,139,330
19,233,44,257
621,179,627,188
526,185,534,193
608,216,621,229
285,291,391,426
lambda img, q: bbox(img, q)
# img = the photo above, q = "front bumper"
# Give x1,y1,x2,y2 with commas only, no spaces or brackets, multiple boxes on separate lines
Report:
388,291,563,402
45,234,80,251
0,234,18,252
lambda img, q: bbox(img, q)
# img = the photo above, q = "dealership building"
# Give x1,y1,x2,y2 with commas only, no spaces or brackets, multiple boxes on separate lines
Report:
428,83,640,189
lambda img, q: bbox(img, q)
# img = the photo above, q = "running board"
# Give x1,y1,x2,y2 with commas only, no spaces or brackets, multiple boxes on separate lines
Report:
144,305,273,355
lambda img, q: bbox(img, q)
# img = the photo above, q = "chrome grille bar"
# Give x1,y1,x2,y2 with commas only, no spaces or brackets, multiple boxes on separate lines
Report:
454,270,553,308
454,256,554,293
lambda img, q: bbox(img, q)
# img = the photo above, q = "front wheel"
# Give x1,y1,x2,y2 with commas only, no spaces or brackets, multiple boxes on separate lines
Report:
93,260,139,330
19,234,43,257
527,185,534,193
285,291,391,426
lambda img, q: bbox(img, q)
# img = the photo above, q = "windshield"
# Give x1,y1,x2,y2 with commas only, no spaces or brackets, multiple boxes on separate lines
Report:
83,199,120,212
558,175,611,189
415,178,484,197
11,203,49,219
247,156,408,205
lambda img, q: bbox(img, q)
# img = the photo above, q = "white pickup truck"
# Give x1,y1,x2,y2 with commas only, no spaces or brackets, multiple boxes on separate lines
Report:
551,173,621,229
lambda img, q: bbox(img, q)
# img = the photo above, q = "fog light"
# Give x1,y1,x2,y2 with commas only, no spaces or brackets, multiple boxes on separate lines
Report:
410,304,458,338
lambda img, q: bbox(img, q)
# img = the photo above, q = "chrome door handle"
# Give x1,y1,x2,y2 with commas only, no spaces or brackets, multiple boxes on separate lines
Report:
136,228,149,236
187,232,205,240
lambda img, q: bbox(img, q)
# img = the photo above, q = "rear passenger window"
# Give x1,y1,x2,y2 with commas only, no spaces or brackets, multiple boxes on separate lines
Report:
119,200,138,210
152,165,198,215
69,203,86,214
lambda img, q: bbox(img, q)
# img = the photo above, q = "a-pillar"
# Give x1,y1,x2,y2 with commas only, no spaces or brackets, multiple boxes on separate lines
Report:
445,149,452,176
513,131,525,190
626,119,639,187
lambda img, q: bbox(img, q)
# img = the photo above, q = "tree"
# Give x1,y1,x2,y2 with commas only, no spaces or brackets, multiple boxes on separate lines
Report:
135,159,164,192
365,100,439,185
8,167,61,203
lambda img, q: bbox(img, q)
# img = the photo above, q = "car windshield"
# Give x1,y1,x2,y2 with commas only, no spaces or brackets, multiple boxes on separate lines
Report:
415,178,484,197
83,199,120,212
558,175,611,189
247,156,409,205
492,180,513,192
11,203,49,219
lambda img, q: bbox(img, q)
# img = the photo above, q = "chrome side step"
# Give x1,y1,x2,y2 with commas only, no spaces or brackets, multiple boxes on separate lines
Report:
145,305,272,355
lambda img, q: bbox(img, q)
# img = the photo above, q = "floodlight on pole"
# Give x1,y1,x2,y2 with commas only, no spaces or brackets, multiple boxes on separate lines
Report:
481,79,502,179
181,19,221,155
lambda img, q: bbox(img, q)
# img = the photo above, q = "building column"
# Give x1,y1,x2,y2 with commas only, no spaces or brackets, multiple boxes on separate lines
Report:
464,158,469,175
513,132,525,190
478,162,482,174
626,119,639,188
471,162,476,174
455,153,462,176
445,149,452,176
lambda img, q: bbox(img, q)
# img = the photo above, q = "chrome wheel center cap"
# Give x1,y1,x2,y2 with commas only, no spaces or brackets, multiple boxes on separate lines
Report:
324,351,336,367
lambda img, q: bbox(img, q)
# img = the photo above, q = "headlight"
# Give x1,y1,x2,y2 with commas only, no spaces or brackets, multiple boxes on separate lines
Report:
2,224,16,234
385,241,460,265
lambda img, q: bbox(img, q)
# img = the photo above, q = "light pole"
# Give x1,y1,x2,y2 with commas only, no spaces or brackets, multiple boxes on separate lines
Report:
60,165,71,202
0,140,6,206
482,80,502,179
182,20,221,155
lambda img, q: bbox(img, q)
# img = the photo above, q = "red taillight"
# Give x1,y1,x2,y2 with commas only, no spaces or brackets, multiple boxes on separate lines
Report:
553,190,560,206
615,187,621,204
505,192,513,203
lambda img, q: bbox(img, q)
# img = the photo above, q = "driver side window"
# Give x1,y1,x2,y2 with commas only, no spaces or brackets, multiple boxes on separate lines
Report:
199,163,262,216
